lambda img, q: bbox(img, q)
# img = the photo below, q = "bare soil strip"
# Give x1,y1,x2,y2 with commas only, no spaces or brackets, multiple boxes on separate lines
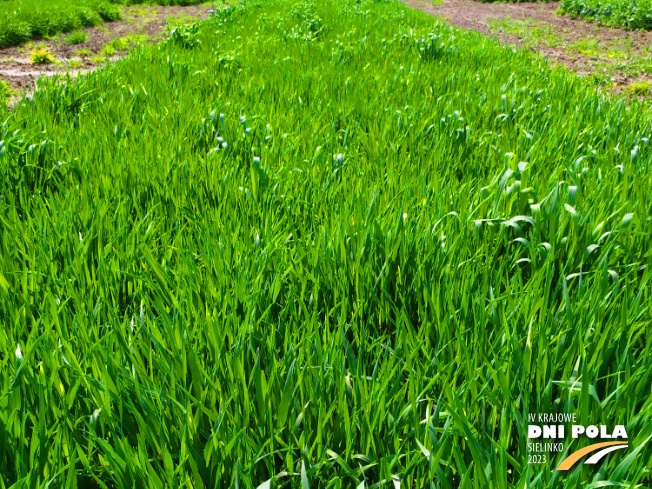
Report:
401,0,652,98
0,5,214,94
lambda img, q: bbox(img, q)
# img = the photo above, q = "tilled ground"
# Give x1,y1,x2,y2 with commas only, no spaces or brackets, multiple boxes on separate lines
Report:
401,0,652,97
0,5,214,94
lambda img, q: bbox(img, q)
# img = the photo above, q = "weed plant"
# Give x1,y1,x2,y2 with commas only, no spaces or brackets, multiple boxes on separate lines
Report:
29,47,56,64
625,81,652,96
0,79,13,103
65,31,89,44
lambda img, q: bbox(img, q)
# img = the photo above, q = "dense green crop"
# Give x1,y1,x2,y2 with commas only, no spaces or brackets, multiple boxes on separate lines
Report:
0,0,119,47
0,0,651,487
560,0,652,30
0,0,208,47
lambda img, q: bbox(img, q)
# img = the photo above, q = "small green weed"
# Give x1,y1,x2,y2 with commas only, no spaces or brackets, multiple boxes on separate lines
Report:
64,31,88,45
489,17,562,48
625,80,651,95
109,37,129,51
0,78,14,104
67,57,83,68
100,44,117,57
30,48,55,65
569,37,600,57
126,34,150,47
606,48,627,59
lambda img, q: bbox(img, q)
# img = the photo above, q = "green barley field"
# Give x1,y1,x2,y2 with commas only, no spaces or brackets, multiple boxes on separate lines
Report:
0,0,651,487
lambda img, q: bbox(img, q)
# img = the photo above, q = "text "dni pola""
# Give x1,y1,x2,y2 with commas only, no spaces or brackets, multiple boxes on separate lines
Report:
527,413,628,439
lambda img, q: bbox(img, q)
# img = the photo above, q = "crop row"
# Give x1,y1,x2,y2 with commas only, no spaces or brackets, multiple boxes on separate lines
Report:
560,0,652,30
0,0,208,48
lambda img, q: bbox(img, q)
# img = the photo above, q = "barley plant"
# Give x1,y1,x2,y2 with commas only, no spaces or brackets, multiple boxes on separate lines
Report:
0,0,651,487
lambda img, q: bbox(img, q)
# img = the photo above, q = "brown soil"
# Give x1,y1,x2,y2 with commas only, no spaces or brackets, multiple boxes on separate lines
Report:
401,0,652,94
0,5,214,94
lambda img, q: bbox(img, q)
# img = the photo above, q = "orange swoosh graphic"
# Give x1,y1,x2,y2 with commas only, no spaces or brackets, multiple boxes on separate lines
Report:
556,441,628,471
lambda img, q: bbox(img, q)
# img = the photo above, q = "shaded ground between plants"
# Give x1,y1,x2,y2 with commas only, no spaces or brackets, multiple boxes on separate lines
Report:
0,5,214,96
401,0,652,98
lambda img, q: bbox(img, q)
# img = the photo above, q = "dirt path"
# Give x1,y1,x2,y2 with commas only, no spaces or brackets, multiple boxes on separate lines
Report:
401,0,652,97
0,5,214,95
